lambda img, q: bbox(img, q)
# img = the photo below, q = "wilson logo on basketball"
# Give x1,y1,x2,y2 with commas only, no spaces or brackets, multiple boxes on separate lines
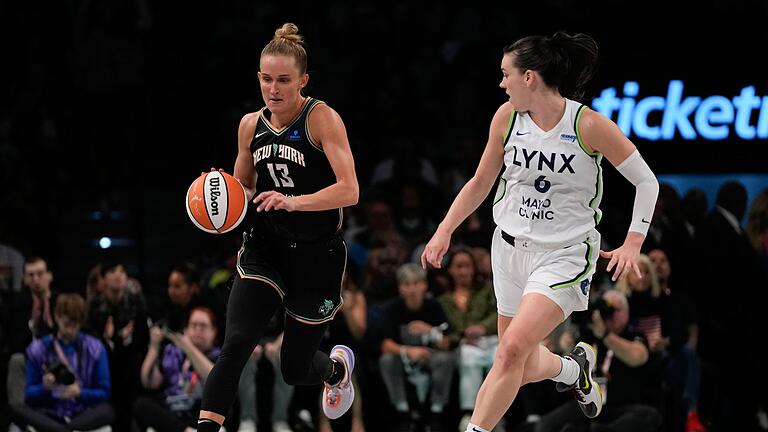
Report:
186,171,248,234
208,176,221,216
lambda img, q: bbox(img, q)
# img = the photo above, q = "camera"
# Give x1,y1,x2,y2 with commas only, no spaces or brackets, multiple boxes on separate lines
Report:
590,297,617,321
155,309,186,333
48,362,76,385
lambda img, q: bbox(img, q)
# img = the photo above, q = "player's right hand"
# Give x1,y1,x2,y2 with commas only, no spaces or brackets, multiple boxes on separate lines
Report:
421,229,451,269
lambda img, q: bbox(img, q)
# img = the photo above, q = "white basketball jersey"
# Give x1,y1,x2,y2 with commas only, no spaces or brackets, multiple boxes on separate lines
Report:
492,99,603,248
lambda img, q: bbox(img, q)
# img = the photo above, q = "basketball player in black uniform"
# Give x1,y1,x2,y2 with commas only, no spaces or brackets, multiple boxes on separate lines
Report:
197,23,359,431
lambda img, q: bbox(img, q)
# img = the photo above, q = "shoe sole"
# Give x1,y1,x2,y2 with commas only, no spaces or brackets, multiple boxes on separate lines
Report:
576,341,602,418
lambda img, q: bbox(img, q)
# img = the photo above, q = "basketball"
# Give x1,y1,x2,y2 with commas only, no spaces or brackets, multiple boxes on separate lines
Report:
185,170,248,234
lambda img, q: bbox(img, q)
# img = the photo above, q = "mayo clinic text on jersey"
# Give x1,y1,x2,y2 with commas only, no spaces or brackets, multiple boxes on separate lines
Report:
592,81,768,141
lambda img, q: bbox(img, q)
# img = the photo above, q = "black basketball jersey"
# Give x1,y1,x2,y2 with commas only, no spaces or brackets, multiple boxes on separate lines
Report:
249,97,342,242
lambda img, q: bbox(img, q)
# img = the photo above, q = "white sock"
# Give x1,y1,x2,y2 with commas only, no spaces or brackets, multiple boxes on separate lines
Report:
551,355,580,385
466,423,489,432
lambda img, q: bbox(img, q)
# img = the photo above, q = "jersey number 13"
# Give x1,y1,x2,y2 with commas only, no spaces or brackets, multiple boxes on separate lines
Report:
267,163,294,188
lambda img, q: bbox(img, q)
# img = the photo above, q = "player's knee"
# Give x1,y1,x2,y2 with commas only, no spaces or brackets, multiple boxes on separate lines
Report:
280,360,309,385
222,330,257,356
496,337,534,372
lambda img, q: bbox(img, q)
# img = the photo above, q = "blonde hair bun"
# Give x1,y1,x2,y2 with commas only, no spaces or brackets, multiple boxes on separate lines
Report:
274,23,303,45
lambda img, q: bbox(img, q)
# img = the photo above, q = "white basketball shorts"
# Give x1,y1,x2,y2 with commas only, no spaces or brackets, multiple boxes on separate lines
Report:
491,226,600,318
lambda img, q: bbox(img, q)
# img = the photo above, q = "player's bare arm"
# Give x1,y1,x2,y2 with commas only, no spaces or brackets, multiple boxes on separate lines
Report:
233,111,260,199
296,103,359,210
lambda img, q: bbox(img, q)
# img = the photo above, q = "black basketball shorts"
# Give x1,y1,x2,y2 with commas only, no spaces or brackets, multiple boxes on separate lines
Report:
235,230,346,324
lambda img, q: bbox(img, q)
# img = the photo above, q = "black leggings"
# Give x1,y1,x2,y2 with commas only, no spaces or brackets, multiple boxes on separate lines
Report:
201,274,334,418
133,396,193,432
9,402,115,432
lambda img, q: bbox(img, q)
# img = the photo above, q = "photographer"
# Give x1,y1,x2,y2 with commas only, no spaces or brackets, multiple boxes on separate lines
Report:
378,263,455,432
536,290,661,432
133,306,221,432
9,293,114,432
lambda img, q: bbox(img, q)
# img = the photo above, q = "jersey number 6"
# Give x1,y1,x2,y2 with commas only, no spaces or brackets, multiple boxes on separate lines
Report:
267,163,295,188
534,175,552,193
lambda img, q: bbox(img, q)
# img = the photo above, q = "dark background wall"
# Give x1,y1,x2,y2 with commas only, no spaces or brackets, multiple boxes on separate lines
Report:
1,0,766,292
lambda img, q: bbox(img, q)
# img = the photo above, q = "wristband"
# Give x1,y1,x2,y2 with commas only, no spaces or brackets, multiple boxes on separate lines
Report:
400,346,409,363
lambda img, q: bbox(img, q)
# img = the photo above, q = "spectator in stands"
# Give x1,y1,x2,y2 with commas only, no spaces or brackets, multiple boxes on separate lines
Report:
134,307,221,432
615,254,666,357
6,257,58,406
369,138,440,197
379,264,455,432
681,189,708,239
87,261,148,432
236,309,293,432
648,248,705,432
394,184,437,252
9,293,114,431
646,184,687,252
85,264,106,303
0,241,24,293
152,263,207,338
437,248,497,431
352,200,405,253
746,188,768,274
536,290,661,432
469,247,492,290
694,181,766,430
361,244,403,307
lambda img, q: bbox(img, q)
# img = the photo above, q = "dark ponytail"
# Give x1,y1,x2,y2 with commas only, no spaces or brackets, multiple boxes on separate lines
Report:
503,31,599,101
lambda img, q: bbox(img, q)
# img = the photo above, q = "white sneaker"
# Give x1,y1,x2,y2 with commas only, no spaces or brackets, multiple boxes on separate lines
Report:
238,419,257,432
322,345,355,419
272,421,292,432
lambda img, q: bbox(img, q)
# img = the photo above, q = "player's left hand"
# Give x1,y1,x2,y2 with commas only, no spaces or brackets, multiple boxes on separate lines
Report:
599,236,643,282
253,191,298,212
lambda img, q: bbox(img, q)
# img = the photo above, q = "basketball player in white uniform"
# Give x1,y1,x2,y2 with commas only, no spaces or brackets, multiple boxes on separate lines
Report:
422,32,659,432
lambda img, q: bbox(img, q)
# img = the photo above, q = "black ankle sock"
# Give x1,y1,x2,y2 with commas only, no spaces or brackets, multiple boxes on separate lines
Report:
197,419,222,432
327,358,345,386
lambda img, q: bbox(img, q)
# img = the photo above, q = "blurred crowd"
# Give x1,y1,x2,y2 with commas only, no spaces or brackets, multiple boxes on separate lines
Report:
2,180,767,432
2,2,768,432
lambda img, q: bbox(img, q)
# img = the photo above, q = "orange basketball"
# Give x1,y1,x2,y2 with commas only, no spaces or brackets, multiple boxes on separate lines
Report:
185,171,248,234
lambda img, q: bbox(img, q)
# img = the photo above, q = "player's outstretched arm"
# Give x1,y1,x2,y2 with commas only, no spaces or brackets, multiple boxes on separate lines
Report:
421,103,510,269
580,109,659,281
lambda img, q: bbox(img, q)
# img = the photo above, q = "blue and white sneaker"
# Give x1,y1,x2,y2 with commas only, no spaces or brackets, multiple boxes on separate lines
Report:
323,345,355,419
